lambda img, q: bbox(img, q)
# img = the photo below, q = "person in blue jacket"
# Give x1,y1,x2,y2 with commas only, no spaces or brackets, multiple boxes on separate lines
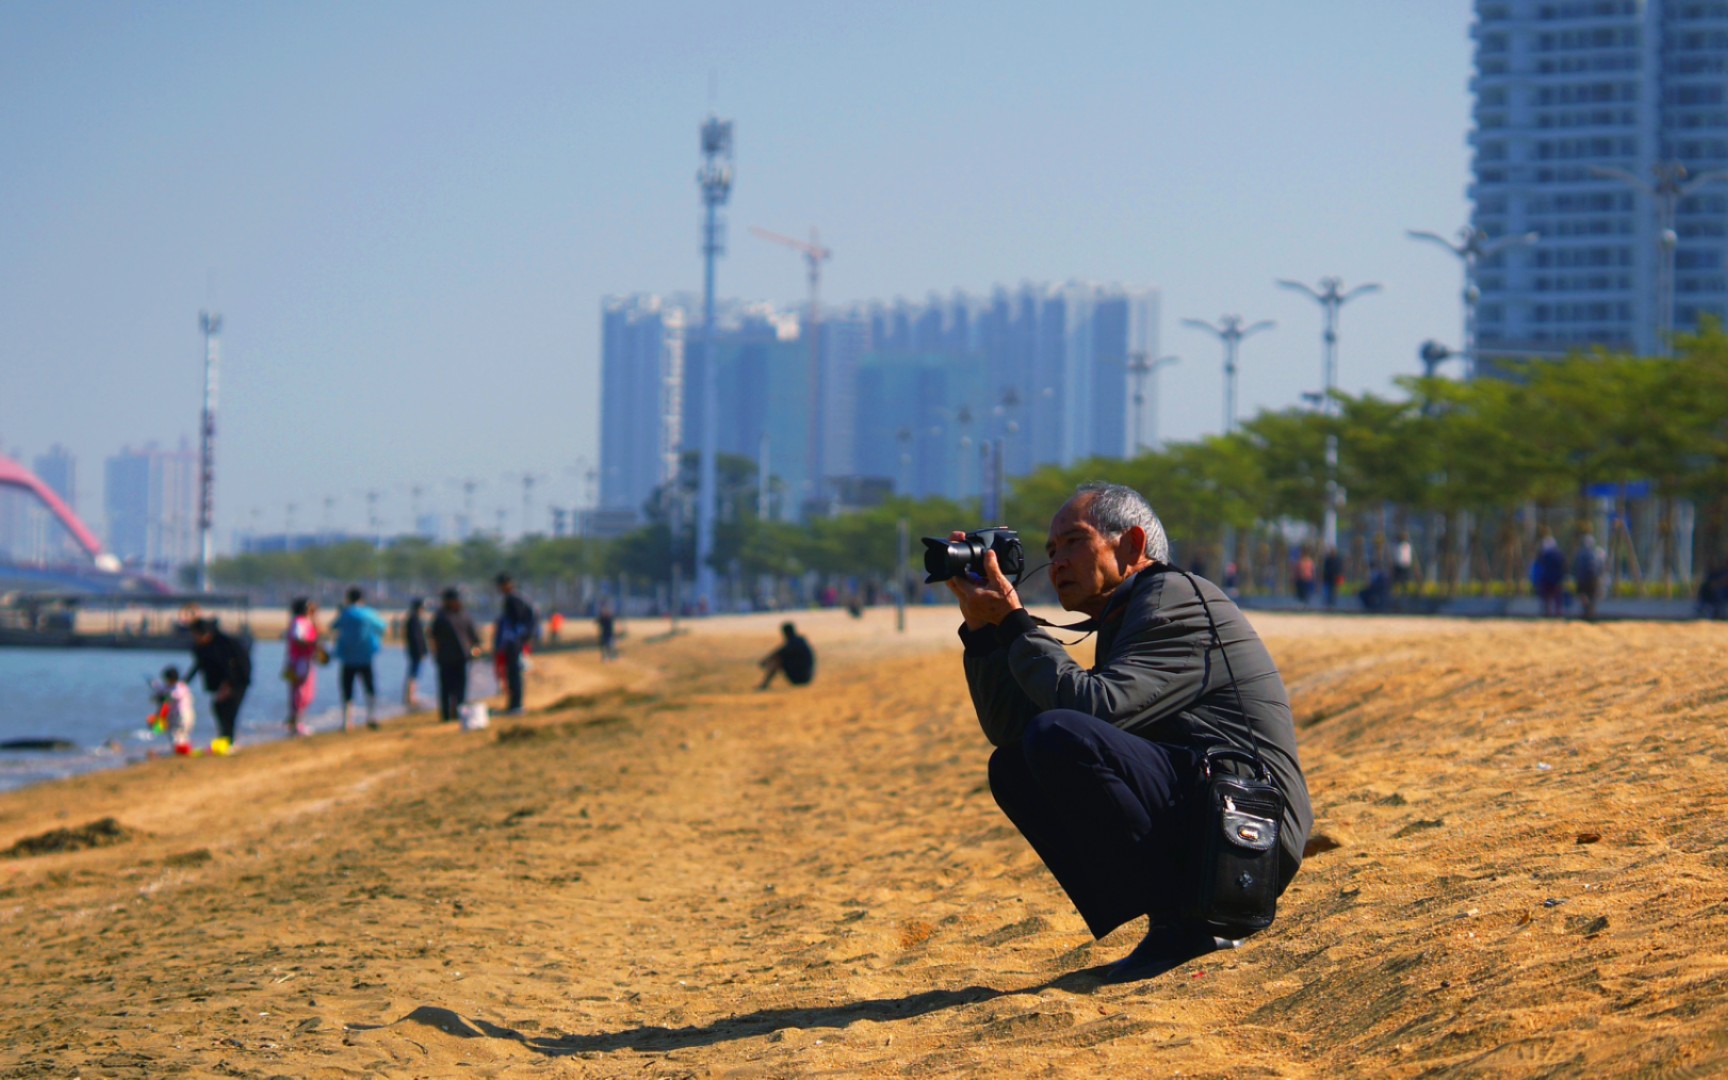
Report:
331,586,388,731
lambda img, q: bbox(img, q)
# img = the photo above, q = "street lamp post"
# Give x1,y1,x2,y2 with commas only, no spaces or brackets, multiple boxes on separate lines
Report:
1125,353,1179,454
895,426,913,497
1276,276,1380,555
1590,162,1728,356
955,405,974,508
1407,226,1538,378
1180,316,1273,435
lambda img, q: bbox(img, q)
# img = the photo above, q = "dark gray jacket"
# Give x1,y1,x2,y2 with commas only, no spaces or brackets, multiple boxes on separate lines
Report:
960,567,1313,870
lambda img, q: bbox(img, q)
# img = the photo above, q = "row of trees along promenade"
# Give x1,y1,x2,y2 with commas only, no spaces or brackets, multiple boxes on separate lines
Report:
212,325,1728,608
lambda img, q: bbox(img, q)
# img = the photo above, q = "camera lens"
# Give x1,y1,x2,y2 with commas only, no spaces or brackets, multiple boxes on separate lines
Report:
921,537,980,583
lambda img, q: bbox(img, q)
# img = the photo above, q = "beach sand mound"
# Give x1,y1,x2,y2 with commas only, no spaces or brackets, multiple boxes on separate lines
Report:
2,816,134,859
0,607,1725,1077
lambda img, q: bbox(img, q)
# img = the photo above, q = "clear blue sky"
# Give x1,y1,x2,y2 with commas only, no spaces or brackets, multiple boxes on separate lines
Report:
0,1,1474,541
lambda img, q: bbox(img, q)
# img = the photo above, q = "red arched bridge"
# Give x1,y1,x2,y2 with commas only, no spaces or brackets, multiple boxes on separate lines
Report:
0,453,106,560
0,453,157,594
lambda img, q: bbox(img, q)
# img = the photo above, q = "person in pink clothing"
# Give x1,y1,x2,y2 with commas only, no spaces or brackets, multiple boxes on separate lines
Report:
285,597,321,736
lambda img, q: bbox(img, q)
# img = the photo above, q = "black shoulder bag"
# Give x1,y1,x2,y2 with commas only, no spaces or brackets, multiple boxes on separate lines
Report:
1177,571,1284,938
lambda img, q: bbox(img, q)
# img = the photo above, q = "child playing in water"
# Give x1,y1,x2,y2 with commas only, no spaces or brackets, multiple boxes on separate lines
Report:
153,665,197,755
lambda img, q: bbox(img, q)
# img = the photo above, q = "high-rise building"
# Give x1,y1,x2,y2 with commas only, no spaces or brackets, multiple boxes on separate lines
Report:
28,444,79,563
32,445,75,509
847,283,1159,484
598,296,686,519
105,441,197,575
680,304,812,518
1472,0,1728,357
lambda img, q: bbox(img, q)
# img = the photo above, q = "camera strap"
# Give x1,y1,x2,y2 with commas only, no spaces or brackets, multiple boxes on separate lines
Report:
1026,569,1147,641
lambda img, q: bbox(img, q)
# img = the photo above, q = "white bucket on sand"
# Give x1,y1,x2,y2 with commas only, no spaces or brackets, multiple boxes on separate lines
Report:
459,703,490,731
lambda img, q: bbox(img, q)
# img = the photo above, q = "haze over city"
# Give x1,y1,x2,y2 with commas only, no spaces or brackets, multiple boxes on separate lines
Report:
2,2,1472,541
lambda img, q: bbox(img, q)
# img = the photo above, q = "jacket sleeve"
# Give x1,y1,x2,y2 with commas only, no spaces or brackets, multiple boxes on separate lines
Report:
1001,594,1209,734
962,624,1044,747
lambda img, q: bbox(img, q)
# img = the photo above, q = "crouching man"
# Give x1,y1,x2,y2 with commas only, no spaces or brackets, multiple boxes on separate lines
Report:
948,482,1312,983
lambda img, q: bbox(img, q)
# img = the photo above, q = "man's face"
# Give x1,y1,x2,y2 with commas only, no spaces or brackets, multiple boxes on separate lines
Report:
1045,495,1134,614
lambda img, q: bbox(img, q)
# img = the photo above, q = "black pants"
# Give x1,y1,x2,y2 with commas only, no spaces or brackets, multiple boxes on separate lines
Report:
437,660,468,722
988,710,1198,940
212,690,246,744
501,647,524,711
340,663,375,703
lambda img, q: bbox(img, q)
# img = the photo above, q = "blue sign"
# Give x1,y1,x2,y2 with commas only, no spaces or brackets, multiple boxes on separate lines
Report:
1586,480,1653,499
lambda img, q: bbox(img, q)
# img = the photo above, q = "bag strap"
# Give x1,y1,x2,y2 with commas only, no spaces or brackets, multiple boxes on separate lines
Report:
1171,567,1271,782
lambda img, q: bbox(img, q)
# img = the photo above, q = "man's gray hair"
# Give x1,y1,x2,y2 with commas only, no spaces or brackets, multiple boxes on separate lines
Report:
1073,482,1170,563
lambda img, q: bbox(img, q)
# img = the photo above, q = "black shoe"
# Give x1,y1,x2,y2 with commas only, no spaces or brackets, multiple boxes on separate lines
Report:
1102,925,1244,985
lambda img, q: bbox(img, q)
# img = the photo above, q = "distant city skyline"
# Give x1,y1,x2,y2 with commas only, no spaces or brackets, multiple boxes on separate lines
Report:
600,283,1160,524
3,2,1475,541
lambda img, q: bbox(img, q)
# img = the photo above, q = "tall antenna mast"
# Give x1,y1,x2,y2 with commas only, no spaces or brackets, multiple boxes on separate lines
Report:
197,311,222,591
694,113,734,612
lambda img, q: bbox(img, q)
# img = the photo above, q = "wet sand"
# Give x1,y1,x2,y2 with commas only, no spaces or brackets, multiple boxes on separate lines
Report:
2,607,1726,1077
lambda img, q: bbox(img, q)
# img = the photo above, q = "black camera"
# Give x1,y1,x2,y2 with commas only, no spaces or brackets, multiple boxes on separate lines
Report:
922,527,1025,584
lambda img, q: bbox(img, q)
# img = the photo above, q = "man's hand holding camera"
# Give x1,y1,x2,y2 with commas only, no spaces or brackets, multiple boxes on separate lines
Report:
942,530,1024,630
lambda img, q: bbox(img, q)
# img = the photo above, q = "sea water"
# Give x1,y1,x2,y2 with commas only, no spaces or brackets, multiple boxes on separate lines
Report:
0,643,498,793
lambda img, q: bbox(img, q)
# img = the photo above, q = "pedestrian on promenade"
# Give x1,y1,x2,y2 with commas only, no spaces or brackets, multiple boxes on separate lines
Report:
430,588,482,723
284,598,321,736
1571,532,1606,621
1321,546,1343,608
493,573,537,715
1532,533,1566,618
1359,564,1391,612
187,617,252,753
1293,548,1316,605
596,602,618,662
1698,562,1728,620
1392,533,1415,602
331,586,387,731
403,597,428,709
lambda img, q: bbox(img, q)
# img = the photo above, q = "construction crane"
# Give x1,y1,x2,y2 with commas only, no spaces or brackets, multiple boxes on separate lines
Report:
751,226,832,514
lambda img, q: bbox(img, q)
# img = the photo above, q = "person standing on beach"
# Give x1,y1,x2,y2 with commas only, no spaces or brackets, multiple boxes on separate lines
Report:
284,598,321,736
493,573,537,715
331,586,387,731
153,665,197,755
403,597,429,709
186,617,252,753
945,481,1311,984
430,588,483,723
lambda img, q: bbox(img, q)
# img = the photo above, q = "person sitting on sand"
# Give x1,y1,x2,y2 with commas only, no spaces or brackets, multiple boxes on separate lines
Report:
944,481,1312,984
758,622,815,690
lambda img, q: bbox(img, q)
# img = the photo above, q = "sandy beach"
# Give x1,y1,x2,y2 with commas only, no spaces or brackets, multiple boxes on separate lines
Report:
2,606,1726,1077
